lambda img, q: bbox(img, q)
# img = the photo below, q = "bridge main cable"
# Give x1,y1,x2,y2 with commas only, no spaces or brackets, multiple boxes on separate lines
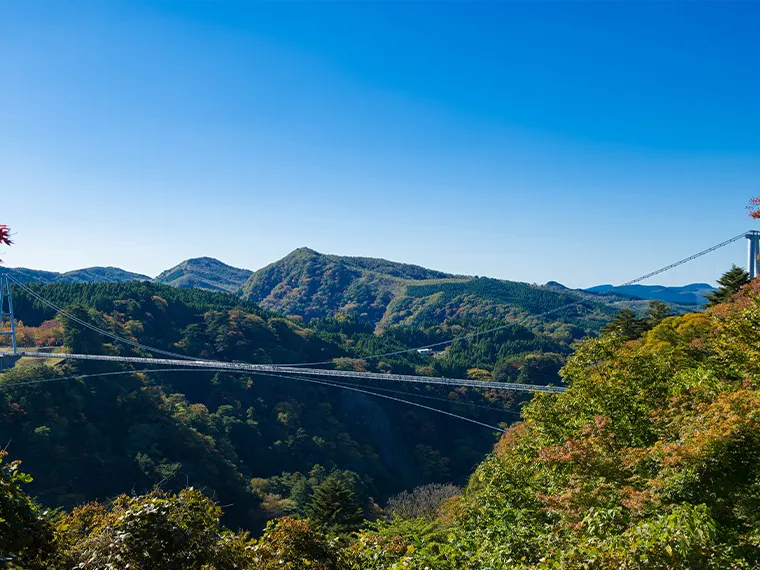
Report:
9,351,565,393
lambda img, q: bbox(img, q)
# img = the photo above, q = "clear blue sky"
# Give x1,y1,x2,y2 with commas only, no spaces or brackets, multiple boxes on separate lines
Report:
2,1,758,288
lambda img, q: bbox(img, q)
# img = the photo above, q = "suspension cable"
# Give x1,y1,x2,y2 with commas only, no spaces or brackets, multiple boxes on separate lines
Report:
282,232,750,367
0,366,507,432
7,276,203,361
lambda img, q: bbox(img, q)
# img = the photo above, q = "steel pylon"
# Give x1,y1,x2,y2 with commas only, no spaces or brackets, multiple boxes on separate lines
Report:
0,273,17,354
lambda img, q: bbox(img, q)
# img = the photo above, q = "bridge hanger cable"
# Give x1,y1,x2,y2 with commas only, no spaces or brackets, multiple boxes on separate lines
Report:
0,366,507,432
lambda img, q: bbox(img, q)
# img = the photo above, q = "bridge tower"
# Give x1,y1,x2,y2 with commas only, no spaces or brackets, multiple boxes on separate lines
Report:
0,273,17,354
748,231,760,279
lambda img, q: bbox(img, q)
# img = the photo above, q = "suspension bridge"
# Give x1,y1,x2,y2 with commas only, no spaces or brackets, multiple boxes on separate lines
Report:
0,229,758,431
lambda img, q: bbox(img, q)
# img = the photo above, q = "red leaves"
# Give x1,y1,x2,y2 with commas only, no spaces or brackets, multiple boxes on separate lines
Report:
0,225,11,247
748,197,760,219
0,224,10,264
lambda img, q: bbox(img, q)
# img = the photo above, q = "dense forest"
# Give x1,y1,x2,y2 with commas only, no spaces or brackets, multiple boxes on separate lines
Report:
1,279,579,535
3,272,760,568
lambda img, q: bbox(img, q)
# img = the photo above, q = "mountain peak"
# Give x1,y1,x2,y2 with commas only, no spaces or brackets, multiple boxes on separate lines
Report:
285,247,322,259
155,257,252,293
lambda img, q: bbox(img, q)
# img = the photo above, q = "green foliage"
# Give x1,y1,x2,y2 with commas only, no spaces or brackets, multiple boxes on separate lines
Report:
249,517,342,570
8,266,150,285
646,299,674,327
601,307,649,340
705,264,751,306
4,281,521,533
0,452,55,570
57,488,252,570
155,257,253,293
445,281,760,568
307,473,365,533
4,282,760,569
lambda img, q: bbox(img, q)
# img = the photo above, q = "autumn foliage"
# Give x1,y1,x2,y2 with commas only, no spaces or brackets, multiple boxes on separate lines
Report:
749,197,760,219
0,224,10,264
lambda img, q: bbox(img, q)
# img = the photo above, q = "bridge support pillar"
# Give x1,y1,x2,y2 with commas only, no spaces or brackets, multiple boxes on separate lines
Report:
748,231,760,279
0,274,17,355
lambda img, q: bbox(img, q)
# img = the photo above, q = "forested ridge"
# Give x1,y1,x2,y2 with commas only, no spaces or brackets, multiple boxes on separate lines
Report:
9,248,700,333
3,273,760,568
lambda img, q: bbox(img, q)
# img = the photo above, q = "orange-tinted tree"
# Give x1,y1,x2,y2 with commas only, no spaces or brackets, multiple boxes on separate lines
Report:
749,197,760,219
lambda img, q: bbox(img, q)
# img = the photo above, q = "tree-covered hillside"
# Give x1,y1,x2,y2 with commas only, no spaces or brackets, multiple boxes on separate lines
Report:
154,256,253,293
381,277,616,333
239,248,628,337
8,249,695,339
239,247,438,322
7,266,150,284
1,281,526,533
4,278,760,569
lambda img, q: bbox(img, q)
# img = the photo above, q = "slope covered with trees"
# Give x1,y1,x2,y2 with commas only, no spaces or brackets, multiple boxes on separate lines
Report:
239,248,634,340
154,257,253,293
7,266,150,284
1,281,526,533
4,277,760,569
239,247,452,323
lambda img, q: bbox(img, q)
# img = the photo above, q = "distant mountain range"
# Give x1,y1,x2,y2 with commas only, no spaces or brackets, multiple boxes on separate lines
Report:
585,283,715,306
5,250,714,327
6,266,151,284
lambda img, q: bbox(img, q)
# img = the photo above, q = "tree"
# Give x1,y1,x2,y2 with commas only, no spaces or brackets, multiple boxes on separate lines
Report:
249,517,341,570
57,488,252,570
748,196,760,219
58,304,104,354
0,452,56,570
601,308,648,340
705,265,750,306
646,300,673,327
0,224,11,264
307,473,364,533
385,483,461,521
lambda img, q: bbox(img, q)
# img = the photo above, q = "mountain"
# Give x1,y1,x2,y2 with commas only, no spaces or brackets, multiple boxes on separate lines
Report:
240,248,640,333
6,266,150,284
546,281,699,315
586,282,715,305
153,257,253,293
239,247,453,322
7,252,710,327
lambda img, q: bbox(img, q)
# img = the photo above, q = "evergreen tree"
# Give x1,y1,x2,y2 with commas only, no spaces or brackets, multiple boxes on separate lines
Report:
646,300,673,327
601,308,648,340
58,304,104,354
705,265,751,306
306,473,364,533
